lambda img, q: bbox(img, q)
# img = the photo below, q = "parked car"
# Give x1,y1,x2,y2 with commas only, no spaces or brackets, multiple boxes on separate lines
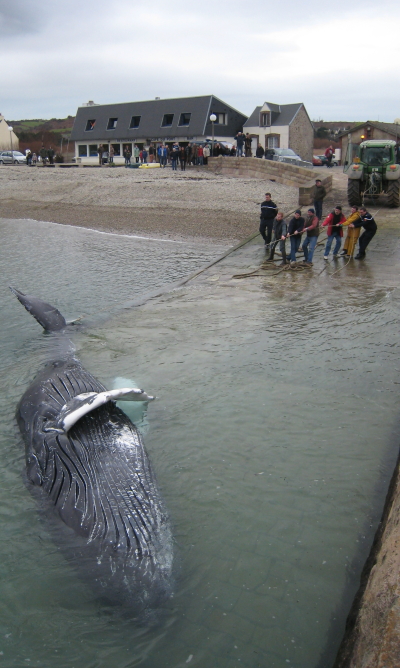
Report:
199,139,233,155
313,156,323,166
0,150,27,165
265,148,312,168
317,154,339,167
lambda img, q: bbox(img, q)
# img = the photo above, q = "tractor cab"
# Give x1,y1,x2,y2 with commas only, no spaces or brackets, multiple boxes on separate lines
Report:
344,139,400,207
359,143,392,166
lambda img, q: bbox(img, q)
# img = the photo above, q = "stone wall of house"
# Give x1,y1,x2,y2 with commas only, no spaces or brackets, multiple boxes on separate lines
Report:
288,106,314,162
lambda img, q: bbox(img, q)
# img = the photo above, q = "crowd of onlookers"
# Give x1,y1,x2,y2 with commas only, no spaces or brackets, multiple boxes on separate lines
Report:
95,132,263,168
96,141,240,168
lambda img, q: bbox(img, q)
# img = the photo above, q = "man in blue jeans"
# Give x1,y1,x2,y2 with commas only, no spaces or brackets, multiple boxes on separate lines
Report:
235,132,245,157
301,208,319,266
287,209,305,264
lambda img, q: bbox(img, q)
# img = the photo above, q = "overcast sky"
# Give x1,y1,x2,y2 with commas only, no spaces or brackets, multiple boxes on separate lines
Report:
1,0,399,123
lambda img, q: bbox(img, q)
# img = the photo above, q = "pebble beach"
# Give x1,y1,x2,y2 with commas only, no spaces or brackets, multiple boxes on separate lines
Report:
0,165,300,244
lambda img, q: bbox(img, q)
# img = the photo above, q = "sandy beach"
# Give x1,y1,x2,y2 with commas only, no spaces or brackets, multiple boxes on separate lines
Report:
0,164,301,244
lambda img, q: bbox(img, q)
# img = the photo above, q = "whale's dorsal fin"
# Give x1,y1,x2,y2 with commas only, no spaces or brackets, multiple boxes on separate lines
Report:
44,388,155,433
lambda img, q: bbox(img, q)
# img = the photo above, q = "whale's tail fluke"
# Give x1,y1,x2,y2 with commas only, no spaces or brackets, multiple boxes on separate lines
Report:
10,287,67,332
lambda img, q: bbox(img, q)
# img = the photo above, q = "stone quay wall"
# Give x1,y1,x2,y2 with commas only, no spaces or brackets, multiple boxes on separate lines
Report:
207,156,332,207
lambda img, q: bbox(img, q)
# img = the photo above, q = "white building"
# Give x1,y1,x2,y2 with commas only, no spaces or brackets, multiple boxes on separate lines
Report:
243,102,314,162
0,114,19,151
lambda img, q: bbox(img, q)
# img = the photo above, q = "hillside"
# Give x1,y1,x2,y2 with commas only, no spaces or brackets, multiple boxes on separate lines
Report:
9,116,75,134
9,116,75,156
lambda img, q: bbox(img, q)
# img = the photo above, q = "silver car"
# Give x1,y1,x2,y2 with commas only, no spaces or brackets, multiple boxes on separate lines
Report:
266,148,312,168
0,150,27,165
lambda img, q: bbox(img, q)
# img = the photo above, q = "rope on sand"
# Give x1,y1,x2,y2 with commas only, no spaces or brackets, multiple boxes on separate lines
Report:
329,255,352,278
232,261,312,279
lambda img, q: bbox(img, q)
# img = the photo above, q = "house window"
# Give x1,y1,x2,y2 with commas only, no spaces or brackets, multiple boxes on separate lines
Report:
85,119,96,131
162,114,174,127
78,145,88,157
111,143,121,156
89,144,99,156
267,135,280,148
130,116,141,129
261,113,271,127
213,113,227,125
107,118,118,130
179,112,191,126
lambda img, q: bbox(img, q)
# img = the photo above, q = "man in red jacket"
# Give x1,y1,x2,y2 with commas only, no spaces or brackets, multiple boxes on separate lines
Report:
322,206,347,259
325,145,334,168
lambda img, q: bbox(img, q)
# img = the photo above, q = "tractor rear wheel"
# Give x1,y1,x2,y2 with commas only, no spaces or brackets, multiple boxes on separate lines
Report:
347,179,362,206
387,180,400,208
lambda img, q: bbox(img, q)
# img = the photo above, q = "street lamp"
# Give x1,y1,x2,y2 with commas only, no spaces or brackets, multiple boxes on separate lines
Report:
8,126,13,163
210,113,216,158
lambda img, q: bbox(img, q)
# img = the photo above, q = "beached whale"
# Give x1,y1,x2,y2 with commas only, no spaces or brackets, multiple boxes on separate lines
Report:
10,287,173,611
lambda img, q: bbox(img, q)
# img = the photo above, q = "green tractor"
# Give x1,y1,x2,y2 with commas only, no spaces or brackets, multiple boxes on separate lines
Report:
344,139,400,207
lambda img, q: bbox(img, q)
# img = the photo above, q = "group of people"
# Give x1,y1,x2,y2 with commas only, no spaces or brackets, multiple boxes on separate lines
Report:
98,142,214,167
234,132,253,157
159,143,210,170
25,146,55,166
259,190,377,267
97,136,265,167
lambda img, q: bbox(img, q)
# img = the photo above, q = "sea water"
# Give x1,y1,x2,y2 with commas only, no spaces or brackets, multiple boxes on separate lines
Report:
0,217,399,668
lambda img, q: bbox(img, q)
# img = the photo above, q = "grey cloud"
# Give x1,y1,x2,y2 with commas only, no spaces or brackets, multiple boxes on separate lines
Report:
0,0,43,37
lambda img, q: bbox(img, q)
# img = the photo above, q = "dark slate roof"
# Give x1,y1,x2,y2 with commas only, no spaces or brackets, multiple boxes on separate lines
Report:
70,95,247,141
337,120,400,139
265,102,281,114
244,102,303,128
245,106,262,127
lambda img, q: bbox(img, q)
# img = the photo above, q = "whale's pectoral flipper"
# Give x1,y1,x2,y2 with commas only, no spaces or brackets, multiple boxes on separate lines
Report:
45,388,155,433
10,286,67,332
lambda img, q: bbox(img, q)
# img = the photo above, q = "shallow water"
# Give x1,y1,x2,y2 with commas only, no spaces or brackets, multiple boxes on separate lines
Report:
1,218,399,668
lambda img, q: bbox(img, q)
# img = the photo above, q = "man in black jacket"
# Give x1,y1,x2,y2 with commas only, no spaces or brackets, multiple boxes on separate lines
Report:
267,211,287,265
312,179,326,221
256,144,265,158
287,210,305,263
349,207,377,259
235,133,245,157
259,193,278,249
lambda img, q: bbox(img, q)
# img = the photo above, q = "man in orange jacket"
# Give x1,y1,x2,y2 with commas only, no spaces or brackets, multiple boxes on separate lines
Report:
339,206,361,257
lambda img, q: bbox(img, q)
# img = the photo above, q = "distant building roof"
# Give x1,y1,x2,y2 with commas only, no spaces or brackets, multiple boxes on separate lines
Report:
337,120,400,139
70,95,248,142
244,102,304,128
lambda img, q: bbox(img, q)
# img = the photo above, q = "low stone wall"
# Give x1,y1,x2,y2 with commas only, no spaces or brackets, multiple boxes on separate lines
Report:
207,156,332,206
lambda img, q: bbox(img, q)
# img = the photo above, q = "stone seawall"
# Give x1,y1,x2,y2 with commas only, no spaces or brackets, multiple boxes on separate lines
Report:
207,156,332,206
333,448,400,668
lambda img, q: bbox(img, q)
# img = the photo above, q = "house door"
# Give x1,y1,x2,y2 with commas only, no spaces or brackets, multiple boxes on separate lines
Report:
251,136,259,155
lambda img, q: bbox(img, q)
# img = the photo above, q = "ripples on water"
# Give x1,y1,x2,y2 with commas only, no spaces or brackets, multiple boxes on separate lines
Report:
0,218,399,668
